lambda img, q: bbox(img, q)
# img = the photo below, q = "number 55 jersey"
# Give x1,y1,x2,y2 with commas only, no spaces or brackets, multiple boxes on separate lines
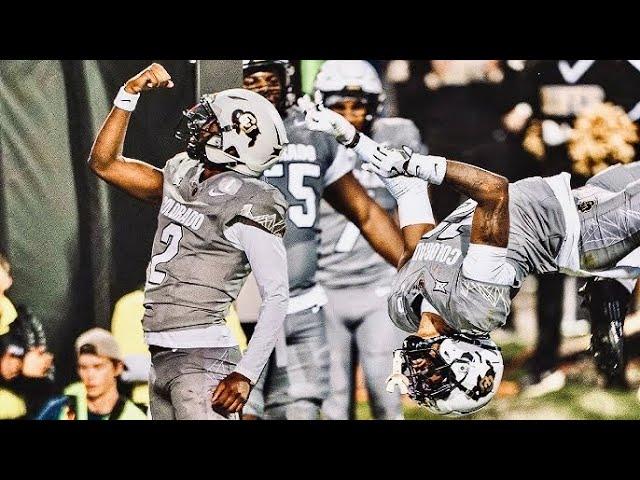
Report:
143,152,288,335
261,107,353,300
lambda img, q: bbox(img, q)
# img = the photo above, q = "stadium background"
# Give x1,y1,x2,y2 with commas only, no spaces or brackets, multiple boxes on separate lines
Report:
2,60,640,419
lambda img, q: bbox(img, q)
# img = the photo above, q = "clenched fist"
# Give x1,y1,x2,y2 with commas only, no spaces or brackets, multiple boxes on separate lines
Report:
124,63,174,94
211,371,251,417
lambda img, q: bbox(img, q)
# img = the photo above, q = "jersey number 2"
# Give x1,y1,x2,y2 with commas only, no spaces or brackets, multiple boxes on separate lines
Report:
147,223,183,285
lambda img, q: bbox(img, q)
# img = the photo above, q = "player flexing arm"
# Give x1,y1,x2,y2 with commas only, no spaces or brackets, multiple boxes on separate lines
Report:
88,63,173,204
89,65,290,418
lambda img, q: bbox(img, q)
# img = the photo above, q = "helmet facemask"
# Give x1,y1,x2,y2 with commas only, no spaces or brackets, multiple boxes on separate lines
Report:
176,98,223,163
400,336,457,405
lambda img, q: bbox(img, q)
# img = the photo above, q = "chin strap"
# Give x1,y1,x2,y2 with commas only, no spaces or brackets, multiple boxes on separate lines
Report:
386,349,410,394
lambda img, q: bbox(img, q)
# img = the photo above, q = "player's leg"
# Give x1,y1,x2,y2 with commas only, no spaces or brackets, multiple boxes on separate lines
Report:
321,287,357,420
587,162,640,192
168,347,242,420
262,348,290,420
580,276,632,387
520,272,566,397
148,348,176,420
578,163,640,387
356,286,405,420
577,178,640,270
282,308,330,420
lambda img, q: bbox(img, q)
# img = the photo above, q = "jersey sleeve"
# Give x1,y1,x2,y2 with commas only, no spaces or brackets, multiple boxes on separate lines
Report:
227,186,289,238
162,152,198,186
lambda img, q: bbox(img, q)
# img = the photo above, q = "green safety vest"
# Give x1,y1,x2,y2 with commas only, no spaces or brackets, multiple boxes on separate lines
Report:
59,382,147,420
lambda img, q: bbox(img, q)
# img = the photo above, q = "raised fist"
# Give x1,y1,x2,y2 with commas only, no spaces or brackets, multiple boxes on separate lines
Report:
124,63,174,94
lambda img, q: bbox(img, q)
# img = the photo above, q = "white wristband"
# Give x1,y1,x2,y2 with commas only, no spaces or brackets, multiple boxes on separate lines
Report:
113,86,140,112
406,154,447,185
397,187,435,228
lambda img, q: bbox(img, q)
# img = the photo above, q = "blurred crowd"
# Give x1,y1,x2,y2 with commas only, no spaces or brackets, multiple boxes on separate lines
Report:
2,60,639,419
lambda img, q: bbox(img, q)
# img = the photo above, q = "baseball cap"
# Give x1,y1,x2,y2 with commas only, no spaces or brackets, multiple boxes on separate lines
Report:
75,328,125,365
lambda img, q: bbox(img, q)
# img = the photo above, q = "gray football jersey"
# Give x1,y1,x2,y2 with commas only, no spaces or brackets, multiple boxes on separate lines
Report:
143,153,287,333
388,176,567,335
317,118,425,289
260,106,344,297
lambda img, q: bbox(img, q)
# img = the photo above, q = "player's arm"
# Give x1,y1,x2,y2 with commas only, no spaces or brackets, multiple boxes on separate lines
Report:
433,160,509,248
356,135,514,282
212,213,289,417
299,92,510,247
323,172,406,268
88,63,174,205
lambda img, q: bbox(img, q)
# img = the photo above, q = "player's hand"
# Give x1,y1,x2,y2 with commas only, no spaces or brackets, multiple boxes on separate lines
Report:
361,145,412,178
21,346,54,378
124,63,174,94
297,92,357,145
211,371,251,417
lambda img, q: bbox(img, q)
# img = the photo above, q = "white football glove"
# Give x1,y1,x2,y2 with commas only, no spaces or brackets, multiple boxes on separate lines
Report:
297,92,357,145
361,145,413,178
360,144,436,228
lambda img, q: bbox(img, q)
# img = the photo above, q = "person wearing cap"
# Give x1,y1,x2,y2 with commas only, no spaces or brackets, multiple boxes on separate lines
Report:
36,328,146,420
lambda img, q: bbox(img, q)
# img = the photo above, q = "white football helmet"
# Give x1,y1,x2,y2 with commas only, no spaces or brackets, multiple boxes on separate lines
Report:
387,334,504,417
313,60,385,123
175,88,288,177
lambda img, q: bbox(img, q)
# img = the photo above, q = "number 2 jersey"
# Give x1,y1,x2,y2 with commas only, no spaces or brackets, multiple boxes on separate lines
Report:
261,106,352,298
143,152,288,334
389,175,568,335
317,117,425,289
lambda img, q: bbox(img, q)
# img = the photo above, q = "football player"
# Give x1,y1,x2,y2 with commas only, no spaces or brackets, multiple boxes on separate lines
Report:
300,95,640,416
88,63,290,420
314,61,427,420
242,60,406,419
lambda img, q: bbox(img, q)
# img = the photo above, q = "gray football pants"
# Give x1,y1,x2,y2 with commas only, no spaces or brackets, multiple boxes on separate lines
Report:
576,162,640,287
321,282,405,420
244,306,330,420
149,346,241,420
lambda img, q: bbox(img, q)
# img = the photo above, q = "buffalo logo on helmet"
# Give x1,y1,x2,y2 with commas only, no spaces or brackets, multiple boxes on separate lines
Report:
468,361,496,400
232,109,260,147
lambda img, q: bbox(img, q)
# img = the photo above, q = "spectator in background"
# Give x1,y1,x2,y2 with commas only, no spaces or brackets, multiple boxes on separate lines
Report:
110,288,248,411
36,328,146,420
512,60,640,395
0,312,54,419
0,253,17,336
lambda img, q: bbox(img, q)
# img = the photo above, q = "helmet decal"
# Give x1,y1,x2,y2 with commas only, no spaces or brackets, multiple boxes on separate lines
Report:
232,109,260,147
